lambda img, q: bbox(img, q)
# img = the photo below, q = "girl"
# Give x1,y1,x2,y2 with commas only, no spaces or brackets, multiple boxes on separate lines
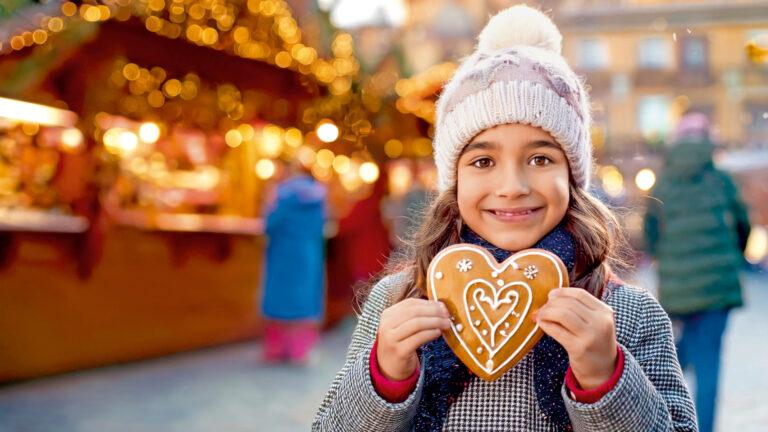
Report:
313,5,697,431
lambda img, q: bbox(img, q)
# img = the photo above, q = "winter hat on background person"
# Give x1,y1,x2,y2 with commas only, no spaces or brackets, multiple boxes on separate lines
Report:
674,111,712,142
432,4,593,192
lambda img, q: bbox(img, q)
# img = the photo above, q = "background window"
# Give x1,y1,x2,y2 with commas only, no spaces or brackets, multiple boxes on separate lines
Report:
638,95,671,138
681,37,708,71
578,38,608,70
638,37,671,69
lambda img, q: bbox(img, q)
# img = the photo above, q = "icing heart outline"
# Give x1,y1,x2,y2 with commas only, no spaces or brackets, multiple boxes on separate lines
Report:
427,244,568,380
465,279,530,357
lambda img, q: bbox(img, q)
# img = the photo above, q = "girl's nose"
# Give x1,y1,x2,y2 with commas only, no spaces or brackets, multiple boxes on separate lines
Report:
493,167,530,198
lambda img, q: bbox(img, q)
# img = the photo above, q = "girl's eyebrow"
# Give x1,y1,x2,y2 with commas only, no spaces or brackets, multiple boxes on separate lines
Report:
526,139,561,150
462,139,560,154
462,140,500,153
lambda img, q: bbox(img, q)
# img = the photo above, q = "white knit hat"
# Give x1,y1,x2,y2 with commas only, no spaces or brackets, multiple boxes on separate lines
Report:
433,5,593,192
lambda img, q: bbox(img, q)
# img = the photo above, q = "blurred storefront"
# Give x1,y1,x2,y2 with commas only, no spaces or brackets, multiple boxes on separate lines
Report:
0,0,417,381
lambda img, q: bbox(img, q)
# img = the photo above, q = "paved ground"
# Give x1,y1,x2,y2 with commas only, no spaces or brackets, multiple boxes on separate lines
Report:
0,269,766,431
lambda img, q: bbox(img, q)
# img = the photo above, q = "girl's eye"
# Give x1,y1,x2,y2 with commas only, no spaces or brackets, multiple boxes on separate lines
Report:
471,157,494,168
529,155,552,167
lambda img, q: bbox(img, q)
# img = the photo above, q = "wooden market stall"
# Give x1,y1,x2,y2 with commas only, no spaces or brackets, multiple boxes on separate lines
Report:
0,0,367,381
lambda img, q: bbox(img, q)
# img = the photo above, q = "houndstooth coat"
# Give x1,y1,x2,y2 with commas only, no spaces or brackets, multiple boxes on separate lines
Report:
313,273,698,431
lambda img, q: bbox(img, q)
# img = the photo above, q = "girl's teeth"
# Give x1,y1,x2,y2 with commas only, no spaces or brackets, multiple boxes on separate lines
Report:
495,209,532,216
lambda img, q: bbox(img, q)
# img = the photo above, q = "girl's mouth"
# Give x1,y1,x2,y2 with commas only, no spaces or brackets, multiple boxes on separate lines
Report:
485,207,542,222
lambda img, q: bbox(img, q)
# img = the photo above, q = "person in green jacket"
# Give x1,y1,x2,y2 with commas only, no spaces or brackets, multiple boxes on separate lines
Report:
644,112,751,432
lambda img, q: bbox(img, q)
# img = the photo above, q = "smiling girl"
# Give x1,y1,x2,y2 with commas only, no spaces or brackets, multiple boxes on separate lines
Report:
313,5,697,431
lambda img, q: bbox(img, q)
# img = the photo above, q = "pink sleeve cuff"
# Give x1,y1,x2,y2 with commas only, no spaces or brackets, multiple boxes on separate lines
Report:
369,337,420,403
565,345,625,404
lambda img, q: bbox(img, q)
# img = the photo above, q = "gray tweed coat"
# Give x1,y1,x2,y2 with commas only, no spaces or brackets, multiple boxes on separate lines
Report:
313,273,698,431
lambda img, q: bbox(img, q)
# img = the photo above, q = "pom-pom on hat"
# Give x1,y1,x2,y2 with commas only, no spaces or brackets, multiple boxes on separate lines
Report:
433,5,593,192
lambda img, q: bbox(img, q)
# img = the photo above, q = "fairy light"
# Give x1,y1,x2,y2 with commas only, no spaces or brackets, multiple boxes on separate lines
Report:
316,149,335,168
255,159,276,179
635,168,656,191
395,62,457,123
332,154,351,174
260,125,283,158
117,130,139,154
139,122,161,143
359,162,380,184
284,128,303,147
297,146,316,167
384,139,403,158
316,120,339,143
61,128,84,151
599,165,624,197
225,129,243,148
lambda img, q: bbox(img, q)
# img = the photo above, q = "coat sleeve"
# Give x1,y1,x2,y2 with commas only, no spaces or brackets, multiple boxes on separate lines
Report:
312,274,424,431
722,173,751,253
562,287,698,431
643,196,663,258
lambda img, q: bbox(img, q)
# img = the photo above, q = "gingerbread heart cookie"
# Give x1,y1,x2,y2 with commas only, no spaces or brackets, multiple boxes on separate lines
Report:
427,244,569,381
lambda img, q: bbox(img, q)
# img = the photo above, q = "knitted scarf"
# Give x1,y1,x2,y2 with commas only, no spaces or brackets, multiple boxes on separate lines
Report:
413,224,576,431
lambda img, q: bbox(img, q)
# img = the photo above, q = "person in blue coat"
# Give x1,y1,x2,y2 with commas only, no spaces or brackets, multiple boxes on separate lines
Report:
261,161,327,364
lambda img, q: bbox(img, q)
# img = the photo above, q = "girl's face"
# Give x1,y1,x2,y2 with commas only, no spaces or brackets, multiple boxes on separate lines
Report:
456,123,570,251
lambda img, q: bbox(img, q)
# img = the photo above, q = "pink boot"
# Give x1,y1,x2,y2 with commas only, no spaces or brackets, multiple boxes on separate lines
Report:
262,321,288,363
287,322,319,365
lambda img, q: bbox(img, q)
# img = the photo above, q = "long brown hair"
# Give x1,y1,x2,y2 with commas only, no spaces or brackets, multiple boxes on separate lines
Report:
360,181,629,306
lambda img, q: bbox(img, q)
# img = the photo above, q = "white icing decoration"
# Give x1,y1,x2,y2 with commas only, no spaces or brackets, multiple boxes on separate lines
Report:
500,330,507,336
482,329,488,336
485,359,494,369
524,265,539,280
455,323,463,332
435,271,443,280
504,322,510,328
474,319,481,326
457,258,473,272
476,347,483,354
469,305,476,311
491,271,498,278
496,279,504,286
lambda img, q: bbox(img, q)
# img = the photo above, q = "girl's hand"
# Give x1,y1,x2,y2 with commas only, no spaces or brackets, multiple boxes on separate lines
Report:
377,298,451,381
534,288,618,389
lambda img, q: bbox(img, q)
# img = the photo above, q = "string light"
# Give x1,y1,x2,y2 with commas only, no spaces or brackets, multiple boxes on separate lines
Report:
316,120,339,143
395,62,457,123
359,162,380,184
139,122,161,143
61,128,84,151
255,159,276,179
635,168,656,191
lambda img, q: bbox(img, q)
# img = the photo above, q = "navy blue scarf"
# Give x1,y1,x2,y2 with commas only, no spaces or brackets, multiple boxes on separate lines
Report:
413,224,576,431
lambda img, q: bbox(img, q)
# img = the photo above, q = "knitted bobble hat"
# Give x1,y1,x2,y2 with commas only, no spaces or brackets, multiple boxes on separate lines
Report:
432,5,593,192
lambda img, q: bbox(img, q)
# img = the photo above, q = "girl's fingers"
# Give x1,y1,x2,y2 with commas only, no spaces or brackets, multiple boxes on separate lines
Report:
537,318,576,347
399,328,444,353
536,304,588,335
542,296,594,325
549,288,610,312
397,299,450,320
393,316,451,341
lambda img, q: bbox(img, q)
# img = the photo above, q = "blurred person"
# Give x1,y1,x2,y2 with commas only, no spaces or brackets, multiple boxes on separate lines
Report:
644,112,751,432
338,172,392,284
261,160,327,365
325,174,392,328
